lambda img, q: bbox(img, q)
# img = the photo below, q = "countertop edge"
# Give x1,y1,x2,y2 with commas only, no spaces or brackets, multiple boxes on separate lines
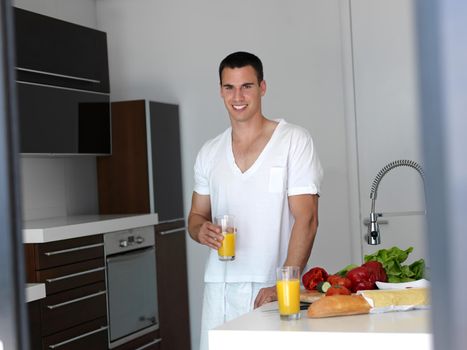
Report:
26,283,46,303
23,213,159,243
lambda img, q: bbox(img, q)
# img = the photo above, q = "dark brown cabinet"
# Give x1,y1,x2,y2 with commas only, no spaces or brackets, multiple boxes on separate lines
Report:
97,100,191,350
14,7,109,93
155,220,191,350
14,7,111,155
97,100,184,221
25,235,108,349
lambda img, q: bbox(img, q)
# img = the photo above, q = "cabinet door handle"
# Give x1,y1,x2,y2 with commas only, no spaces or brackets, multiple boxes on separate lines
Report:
44,243,104,256
45,266,105,283
134,338,162,350
158,217,185,224
46,290,106,309
16,67,101,84
48,325,108,349
159,227,186,236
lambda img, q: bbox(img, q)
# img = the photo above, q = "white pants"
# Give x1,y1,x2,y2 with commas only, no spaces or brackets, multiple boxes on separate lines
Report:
199,282,272,350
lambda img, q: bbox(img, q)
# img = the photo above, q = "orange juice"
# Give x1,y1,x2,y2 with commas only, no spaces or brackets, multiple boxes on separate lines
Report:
218,232,235,260
276,279,300,316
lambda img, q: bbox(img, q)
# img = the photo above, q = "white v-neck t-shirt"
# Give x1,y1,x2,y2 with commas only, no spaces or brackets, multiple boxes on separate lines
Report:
193,119,323,283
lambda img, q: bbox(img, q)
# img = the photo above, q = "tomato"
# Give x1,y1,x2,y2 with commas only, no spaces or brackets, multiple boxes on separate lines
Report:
327,275,352,290
325,285,351,296
302,267,329,290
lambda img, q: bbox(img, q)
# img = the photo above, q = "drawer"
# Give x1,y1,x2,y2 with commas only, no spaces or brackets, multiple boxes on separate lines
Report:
42,317,108,350
27,235,104,270
111,330,161,350
41,281,107,336
37,258,105,295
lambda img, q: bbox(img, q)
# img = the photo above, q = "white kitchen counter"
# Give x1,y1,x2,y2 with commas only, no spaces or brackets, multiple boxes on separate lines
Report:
25,283,45,302
23,213,159,243
209,302,432,350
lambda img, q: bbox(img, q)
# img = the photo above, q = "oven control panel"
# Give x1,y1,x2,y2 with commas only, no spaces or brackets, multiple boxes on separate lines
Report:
104,226,155,255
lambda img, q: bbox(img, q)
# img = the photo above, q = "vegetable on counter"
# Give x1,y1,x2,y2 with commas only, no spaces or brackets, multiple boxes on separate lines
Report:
346,266,376,292
335,264,358,277
364,246,425,283
302,247,425,293
325,285,351,296
327,275,352,290
302,267,329,291
317,281,331,293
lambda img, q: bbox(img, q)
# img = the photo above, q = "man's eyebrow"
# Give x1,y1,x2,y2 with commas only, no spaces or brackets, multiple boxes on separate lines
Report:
222,83,234,88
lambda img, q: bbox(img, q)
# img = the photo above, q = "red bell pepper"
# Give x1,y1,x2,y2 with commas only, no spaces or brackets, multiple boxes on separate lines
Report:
346,266,376,292
362,261,388,282
302,267,329,290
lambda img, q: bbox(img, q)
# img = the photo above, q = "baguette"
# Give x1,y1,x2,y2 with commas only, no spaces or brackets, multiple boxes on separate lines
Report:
307,295,371,318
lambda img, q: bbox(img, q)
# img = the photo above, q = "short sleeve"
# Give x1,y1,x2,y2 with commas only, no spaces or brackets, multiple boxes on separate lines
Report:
287,128,323,196
193,146,210,195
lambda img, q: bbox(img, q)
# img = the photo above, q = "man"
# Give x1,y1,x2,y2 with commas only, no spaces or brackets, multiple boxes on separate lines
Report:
188,51,323,350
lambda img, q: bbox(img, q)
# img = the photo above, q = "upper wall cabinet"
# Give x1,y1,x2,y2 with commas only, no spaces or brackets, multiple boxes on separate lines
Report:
14,7,109,93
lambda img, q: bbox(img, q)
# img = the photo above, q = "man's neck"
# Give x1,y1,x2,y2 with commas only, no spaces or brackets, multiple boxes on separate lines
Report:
231,114,269,143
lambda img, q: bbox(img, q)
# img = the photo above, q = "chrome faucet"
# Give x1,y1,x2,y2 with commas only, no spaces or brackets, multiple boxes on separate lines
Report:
367,160,425,245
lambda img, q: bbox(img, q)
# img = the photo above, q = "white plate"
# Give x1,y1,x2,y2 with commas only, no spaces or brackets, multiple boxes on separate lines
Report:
376,278,430,290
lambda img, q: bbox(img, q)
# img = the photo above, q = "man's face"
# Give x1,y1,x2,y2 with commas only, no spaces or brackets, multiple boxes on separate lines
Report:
220,66,266,123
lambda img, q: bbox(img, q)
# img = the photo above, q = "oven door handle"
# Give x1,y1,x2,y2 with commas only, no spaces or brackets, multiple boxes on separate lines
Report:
106,246,155,264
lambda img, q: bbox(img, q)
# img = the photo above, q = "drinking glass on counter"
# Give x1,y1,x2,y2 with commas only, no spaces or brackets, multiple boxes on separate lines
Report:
215,215,236,261
276,266,301,320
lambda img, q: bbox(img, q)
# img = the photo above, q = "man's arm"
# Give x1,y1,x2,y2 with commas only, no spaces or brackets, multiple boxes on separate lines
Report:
188,192,223,249
254,194,319,308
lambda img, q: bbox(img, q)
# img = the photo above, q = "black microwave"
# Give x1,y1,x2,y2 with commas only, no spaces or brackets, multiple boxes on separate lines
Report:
17,82,111,155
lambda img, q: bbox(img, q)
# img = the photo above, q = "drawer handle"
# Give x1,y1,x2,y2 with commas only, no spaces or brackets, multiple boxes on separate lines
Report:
45,266,105,283
48,325,108,349
44,243,104,256
16,67,101,84
46,290,106,310
158,217,185,224
159,227,186,236
135,338,162,350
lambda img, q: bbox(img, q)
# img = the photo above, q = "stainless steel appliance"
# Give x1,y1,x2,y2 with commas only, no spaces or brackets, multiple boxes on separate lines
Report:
104,226,159,348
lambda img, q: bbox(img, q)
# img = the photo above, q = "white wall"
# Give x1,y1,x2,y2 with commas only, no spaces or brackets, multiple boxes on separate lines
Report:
14,0,101,222
95,1,354,349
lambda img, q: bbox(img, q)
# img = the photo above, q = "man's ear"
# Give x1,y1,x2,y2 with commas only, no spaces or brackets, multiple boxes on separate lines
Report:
260,80,267,96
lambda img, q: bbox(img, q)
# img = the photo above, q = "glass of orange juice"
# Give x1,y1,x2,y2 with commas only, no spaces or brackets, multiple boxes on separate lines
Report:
215,215,236,261
276,266,301,320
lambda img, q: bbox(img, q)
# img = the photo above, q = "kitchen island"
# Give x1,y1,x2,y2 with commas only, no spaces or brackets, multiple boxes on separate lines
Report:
209,302,432,350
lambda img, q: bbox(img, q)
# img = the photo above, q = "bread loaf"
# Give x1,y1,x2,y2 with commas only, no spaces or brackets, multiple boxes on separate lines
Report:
307,295,371,318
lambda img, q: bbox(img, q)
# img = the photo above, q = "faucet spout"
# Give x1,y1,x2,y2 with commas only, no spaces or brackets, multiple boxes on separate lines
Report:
366,159,425,245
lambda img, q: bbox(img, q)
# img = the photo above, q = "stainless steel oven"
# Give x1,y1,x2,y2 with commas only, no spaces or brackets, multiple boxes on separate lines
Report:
104,226,159,348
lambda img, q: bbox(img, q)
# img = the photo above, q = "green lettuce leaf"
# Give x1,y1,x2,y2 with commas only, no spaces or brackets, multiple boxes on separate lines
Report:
364,246,425,283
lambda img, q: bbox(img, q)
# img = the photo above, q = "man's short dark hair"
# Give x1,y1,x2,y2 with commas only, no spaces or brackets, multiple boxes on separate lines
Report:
219,51,264,85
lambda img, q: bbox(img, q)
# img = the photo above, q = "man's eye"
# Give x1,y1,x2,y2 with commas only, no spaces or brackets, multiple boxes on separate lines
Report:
243,85,252,89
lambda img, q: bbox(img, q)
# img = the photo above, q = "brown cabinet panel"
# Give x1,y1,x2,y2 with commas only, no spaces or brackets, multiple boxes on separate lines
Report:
155,221,191,350
41,281,107,335
97,100,150,214
26,235,103,271
28,301,42,350
37,258,105,295
42,317,108,350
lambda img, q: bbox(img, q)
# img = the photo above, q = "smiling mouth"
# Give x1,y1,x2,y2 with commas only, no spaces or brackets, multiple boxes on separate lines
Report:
232,104,247,111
